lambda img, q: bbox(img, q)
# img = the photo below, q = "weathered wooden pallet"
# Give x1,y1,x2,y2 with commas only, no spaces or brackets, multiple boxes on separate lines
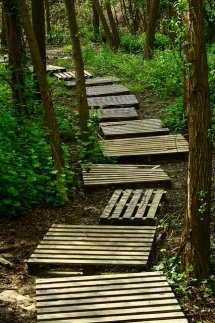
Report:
29,64,67,73
101,134,189,158
99,119,170,139
86,84,130,97
67,76,120,88
27,225,156,275
90,107,139,122
36,271,188,323
54,70,92,80
82,164,171,188
88,94,139,109
100,188,166,225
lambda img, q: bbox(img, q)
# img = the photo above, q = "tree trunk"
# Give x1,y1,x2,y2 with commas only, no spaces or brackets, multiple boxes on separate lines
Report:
93,0,114,50
1,5,7,48
106,1,120,49
92,2,99,41
143,0,160,60
64,0,89,143
3,0,27,115
32,0,46,66
44,0,51,35
181,0,212,279
16,0,67,199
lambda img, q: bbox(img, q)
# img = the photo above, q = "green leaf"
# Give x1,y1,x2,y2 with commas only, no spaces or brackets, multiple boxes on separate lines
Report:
13,201,21,207
4,199,12,204
50,170,58,174
23,91,33,97
14,83,23,89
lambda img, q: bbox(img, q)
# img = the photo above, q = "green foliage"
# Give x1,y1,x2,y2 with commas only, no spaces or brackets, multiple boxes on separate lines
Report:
160,97,187,133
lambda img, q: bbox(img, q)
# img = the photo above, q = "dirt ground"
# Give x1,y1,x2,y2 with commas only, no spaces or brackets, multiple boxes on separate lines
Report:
1,56,215,322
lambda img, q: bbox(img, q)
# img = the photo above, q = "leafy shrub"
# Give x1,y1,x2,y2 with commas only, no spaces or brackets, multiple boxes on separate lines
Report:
0,111,71,216
160,96,187,133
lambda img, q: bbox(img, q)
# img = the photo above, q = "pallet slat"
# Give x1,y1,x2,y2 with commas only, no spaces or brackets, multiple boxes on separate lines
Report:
67,76,120,88
27,225,156,275
36,272,188,323
90,107,139,122
54,70,92,80
82,164,171,188
88,94,139,109
100,134,189,157
86,84,130,97
100,189,166,225
99,119,170,139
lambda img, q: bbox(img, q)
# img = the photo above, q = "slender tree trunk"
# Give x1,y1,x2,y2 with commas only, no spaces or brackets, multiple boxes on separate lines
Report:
16,0,67,199
92,2,99,41
181,0,212,279
64,0,89,142
93,0,114,50
106,1,120,49
143,0,160,60
3,0,27,115
44,0,51,35
1,5,7,47
32,0,46,66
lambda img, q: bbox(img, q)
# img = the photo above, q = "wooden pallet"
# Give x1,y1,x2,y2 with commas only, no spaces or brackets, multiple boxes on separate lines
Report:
86,84,130,97
100,189,166,225
88,94,139,109
90,107,139,122
54,70,92,80
36,272,188,323
27,225,156,275
99,119,170,139
101,134,189,158
29,64,66,73
67,76,120,88
82,164,171,188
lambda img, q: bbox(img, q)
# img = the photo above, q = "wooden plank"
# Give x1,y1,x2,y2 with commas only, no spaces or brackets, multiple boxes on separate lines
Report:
100,189,166,225
99,119,170,139
90,107,138,122
86,84,130,97
82,164,171,188
54,70,91,80
36,272,188,323
67,76,120,88
88,94,139,109
101,134,189,157
29,64,66,74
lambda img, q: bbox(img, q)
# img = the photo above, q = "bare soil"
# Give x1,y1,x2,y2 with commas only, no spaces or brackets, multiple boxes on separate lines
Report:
0,53,215,322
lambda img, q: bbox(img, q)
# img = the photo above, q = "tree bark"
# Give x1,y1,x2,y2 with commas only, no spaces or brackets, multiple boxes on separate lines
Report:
93,0,114,50
3,0,27,115
181,0,212,279
32,0,46,66
64,0,90,142
16,0,67,199
1,5,7,47
143,0,160,60
106,1,120,49
92,2,99,41
44,0,51,35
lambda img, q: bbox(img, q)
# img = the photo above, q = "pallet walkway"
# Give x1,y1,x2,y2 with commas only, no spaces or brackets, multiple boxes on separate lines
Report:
86,84,130,97
29,64,67,73
82,164,171,188
36,272,188,323
27,225,156,275
100,189,166,225
67,76,120,88
90,107,138,122
99,119,170,139
54,70,92,80
88,94,139,109
101,134,189,158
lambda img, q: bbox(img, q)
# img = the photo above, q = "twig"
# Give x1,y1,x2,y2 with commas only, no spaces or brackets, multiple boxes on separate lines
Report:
0,73,12,86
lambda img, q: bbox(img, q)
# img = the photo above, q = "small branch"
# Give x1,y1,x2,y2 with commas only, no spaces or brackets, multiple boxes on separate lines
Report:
0,73,12,86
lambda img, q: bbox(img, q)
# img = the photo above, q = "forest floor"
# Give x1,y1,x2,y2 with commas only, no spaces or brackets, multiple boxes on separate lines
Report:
1,48,215,322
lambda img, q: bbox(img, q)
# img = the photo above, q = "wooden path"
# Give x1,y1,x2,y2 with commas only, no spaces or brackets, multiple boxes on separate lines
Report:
54,70,92,80
90,107,138,122
27,225,156,275
86,84,130,97
100,189,166,225
99,119,170,138
82,164,171,188
101,134,189,158
88,94,139,109
67,76,120,88
36,272,188,323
